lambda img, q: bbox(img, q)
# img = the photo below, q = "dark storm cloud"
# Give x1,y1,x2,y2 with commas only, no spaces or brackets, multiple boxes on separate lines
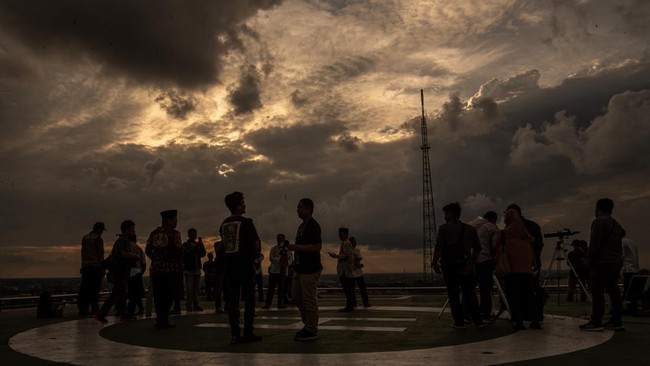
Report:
228,65,263,115
155,90,196,120
245,122,347,173
0,0,284,88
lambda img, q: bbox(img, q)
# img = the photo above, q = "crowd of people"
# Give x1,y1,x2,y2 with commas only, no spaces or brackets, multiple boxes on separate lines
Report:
431,198,638,332
74,194,639,344
75,194,333,342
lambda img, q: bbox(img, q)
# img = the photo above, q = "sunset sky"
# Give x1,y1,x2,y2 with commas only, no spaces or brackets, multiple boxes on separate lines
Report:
1,0,648,278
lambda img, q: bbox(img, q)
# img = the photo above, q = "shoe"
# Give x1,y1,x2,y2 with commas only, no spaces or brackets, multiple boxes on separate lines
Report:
92,314,108,324
194,306,204,311
464,317,472,324
186,307,193,312
294,329,319,341
277,305,287,309
529,322,542,330
169,310,182,315
215,308,226,313
363,303,372,308
603,321,625,331
231,335,243,344
482,317,495,323
579,321,604,331
450,323,465,329
338,307,354,313
155,323,177,329
475,322,488,328
120,315,137,321
261,306,270,310
242,334,263,343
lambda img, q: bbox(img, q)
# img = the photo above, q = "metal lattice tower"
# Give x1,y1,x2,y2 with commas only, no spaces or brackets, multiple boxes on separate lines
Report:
420,89,437,282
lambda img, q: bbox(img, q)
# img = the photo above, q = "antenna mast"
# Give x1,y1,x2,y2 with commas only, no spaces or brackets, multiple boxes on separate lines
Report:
420,89,437,282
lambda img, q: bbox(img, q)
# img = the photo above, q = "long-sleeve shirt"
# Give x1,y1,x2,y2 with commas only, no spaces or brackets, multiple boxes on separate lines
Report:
269,245,293,275
588,216,624,264
81,232,104,268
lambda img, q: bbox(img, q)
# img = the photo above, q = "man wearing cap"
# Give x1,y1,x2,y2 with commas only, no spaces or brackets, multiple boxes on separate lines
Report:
220,191,263,344
78,222,107,316
146,209,183,329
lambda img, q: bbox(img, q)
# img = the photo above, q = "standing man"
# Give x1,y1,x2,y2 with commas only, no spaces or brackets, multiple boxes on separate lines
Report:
182,228,206,312
203,252,217,301
95,220,140,322
78,222,106,316
288,198,322,341
220,191,263,344
328,228,355,312
432,202,485,329
580,198,625,331
472,211,499,322
567,240,588,302
145,210,183,329
263,234,292,309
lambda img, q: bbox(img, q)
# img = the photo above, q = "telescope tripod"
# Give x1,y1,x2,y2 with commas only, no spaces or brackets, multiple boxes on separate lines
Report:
542,238,591,306
438,275,511,320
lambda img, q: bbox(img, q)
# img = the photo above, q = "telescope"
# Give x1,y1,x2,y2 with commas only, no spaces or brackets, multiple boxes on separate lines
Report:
543,228,580,238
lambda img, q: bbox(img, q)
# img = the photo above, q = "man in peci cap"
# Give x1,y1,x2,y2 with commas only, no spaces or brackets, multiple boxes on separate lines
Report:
78,222,107,316
145,210,183,329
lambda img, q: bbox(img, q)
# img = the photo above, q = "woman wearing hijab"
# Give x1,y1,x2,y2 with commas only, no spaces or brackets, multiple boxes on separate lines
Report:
493,208,541,330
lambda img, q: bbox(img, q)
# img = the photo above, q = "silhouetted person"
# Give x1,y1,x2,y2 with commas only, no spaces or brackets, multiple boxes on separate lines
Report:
288,198,323,341
328,228,355,312
507,203,546,321
78,222,106,316
203,252,217,301
127,237,146,316
494,209,541,330
622,231,640,316
146,210,183,329
432,202,484,329
263,234,292,309
254,251,265,303
183,228,206,312
95,220,140,323
580,198,625,331
213,240,228,313
220,191,263,344
349,236,371,308
567,240,588,302
470,211,498,321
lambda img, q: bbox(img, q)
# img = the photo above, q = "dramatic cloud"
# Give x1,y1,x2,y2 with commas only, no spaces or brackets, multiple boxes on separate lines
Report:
2,0,650,277
155,90,196,120
510,90,650,173
0,0,284,88
228,65,264,115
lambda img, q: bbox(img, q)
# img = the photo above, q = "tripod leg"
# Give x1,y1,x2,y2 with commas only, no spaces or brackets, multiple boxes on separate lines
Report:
493,275,511,319
438,298,449,320
542,249,558,289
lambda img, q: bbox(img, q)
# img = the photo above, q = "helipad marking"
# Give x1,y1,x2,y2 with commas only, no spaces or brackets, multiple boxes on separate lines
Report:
9,307,614,366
